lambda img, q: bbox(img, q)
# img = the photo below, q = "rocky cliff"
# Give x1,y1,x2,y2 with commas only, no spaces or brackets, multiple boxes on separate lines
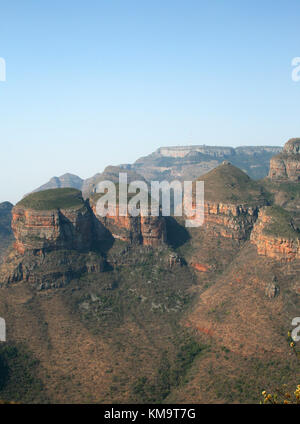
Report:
12,188,94,254
268,138,300,181
203,202,259,240
30,146,282,198
0,189,105,288
193,162,268,240
130,144,282,182
177,163,269,277
89,196,166,247
250,206,300,261
0,186,167,287
249,139,300,261
0,201,14,262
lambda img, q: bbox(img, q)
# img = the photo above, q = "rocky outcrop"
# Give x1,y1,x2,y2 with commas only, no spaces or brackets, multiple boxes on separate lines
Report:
30,146,283,200
0,249,105,290
268,138,300,181
0,189,107,287
131,145,282,182
90,200,167,247
250,207,300,261
186,162,267,240
155,145,235,158
203,202,259,240
12,204,94,254
0,186,168,287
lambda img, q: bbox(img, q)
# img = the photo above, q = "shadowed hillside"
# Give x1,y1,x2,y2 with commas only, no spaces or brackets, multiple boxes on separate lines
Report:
0,142,299,403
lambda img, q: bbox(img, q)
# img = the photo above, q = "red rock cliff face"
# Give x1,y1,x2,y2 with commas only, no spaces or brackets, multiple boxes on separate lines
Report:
185,200,258,240
203,202,259,240
12,205,93,254
90,201,166,246
250,208,300,261
269,138,300,181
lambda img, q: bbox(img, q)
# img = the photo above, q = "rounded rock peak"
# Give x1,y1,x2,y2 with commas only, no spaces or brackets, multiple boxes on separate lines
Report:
283,138,300,154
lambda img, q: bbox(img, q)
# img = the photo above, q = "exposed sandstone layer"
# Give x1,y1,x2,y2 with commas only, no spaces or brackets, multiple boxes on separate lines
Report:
268,138,300,181
12,204,94,254
187,162,268,240
203,202,259,240
0,189,106,287
131,145,282,182
1,187,167,287
90,201,167,247
250,207,300,261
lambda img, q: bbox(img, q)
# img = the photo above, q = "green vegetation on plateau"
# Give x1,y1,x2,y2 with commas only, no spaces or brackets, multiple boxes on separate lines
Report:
198,163,268,205
17,188,84,211
263,205,299,240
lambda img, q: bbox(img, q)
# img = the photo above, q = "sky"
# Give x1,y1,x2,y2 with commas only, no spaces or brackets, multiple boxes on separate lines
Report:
0,0,300,203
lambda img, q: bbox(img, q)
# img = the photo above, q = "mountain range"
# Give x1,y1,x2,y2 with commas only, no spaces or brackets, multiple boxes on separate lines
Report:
32,145,282,197
0,139,298,404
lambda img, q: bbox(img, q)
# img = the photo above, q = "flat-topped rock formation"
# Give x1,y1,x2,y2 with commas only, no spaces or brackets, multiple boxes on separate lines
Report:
89,192,166,247
0,189,105,288
0,186,167,287
250,206,300,261
30,145,282,198
131,145,282,182
155,145,235,158
12,188,94,254
155,145,281,159
194,162,268,240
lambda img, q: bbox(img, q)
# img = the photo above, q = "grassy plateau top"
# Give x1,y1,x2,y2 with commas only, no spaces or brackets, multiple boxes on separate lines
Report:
263,205,299,240
17,188,85,211
197,162,267,205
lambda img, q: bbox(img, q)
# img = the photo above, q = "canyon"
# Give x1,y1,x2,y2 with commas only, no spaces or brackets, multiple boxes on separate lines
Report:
0,139,299,404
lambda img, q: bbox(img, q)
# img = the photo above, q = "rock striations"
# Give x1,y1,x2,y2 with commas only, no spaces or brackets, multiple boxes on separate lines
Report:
194,162,268,240
89,193,166,247
0,189,106,289
268,138,300,181
0,187,167,288
1,138,300,290
250,206,300,261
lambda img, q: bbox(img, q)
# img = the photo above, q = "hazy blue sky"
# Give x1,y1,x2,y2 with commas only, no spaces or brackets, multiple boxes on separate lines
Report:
0,0,300,203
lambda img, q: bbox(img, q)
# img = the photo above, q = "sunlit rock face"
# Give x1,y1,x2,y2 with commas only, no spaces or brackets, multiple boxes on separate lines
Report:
269,138,300,182
250,207,300,261
0,189,105,288
12,205,94,254
89,200,167,247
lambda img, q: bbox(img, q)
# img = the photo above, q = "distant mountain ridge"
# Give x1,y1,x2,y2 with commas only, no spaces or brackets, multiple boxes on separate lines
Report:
30,144,283,197
129,144,283,182
0,140,299,404
32,173,83,193
154,145,281,158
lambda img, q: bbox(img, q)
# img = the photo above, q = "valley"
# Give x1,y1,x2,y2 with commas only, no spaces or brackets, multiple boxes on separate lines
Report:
0,139,299,404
